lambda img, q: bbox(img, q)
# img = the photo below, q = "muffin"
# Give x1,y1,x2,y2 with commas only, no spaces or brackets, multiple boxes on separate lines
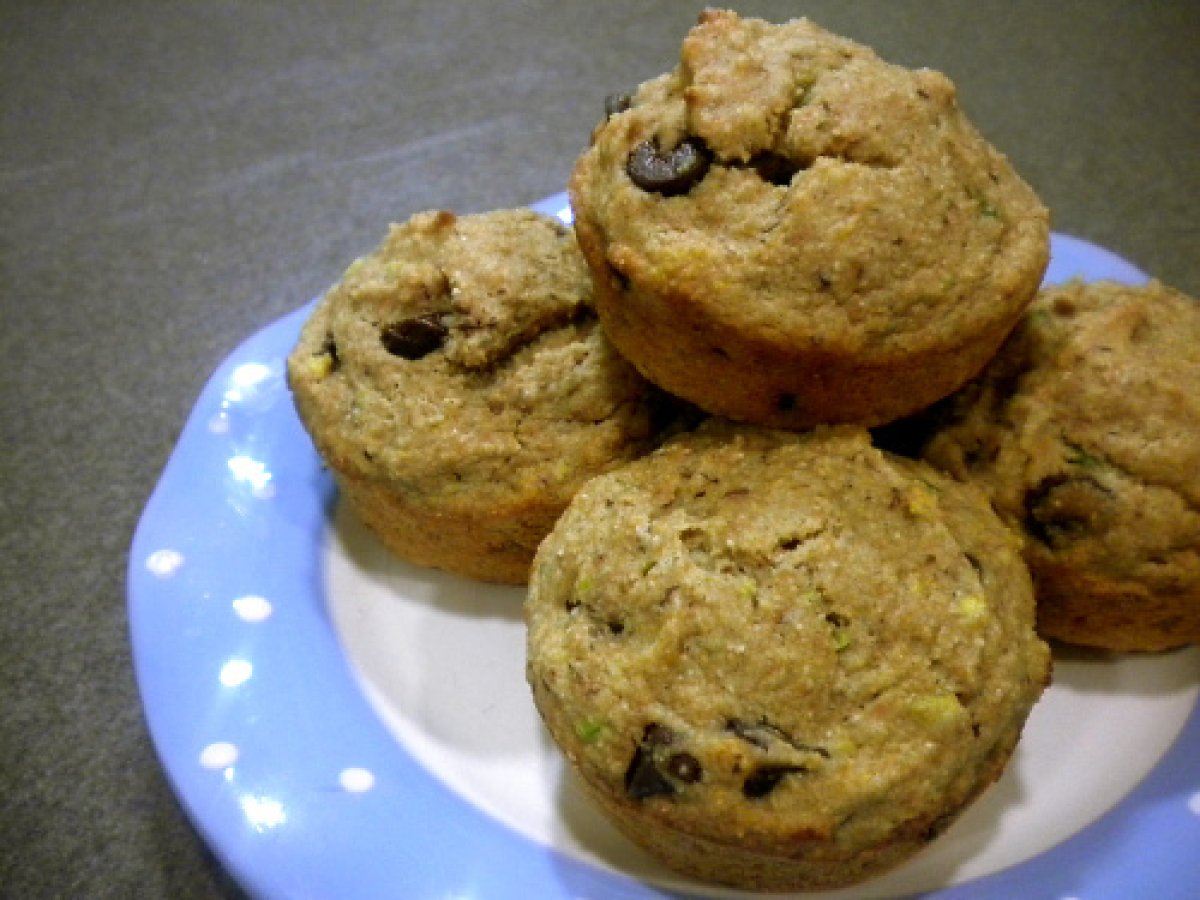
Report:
570,9,1050,429
921,279,1200,651
288,208,678,584
526,423,1050,890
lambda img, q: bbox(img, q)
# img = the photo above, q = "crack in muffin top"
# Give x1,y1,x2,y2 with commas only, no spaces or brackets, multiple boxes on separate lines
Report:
287,208,666,510
572,9,1050,355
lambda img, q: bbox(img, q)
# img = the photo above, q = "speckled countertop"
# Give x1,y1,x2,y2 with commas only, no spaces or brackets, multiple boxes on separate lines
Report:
2,2,1196,897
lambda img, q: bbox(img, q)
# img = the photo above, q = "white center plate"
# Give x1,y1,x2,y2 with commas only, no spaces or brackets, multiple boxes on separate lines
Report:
129,193,1200,899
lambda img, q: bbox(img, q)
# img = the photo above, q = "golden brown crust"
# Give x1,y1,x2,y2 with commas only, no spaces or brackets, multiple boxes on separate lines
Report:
570,10,1049,428
336,470,562,584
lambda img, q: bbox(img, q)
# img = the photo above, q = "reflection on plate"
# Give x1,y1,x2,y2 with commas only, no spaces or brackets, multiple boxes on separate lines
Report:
130,193,1200,900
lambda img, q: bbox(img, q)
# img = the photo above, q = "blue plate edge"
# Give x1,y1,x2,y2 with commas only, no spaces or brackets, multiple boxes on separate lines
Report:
126,193,1199,900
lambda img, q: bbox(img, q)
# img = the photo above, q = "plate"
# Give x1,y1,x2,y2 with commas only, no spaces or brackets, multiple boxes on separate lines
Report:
129,193,1200,900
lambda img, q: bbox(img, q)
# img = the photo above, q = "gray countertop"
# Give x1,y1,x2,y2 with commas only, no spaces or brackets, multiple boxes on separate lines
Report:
2,2,1196,897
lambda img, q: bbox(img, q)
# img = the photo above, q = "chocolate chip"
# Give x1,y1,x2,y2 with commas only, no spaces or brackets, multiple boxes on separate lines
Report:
624,723,682,800
666,752,703,784
604,92,633,118
626,138,711,196
1023,474,1110,546
642,722,675,746
381,315,448,360
624,746,674,800
742,764,806,799
625,747,673,799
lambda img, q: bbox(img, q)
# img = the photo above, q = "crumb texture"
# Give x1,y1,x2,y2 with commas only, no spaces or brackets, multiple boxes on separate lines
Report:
572,9,1049,353
923,279,1200,650
288,208,672,582
526,424,1049,889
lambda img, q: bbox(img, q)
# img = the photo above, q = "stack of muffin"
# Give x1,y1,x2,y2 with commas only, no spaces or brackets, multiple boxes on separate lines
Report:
288,9,1198,891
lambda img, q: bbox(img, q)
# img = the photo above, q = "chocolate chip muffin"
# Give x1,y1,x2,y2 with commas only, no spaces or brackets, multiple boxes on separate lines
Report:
570,9,1049,429
921,279,1200,651
526,423,1050,890
288,208,679,584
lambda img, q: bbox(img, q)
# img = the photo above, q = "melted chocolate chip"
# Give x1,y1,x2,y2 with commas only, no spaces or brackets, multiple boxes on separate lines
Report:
1024,474,1110,546
624,746,674,800
624,723,683,800
626,138,712,196
666,752,703,784
742,764,807,799
642,722,675,747
381,315,448,360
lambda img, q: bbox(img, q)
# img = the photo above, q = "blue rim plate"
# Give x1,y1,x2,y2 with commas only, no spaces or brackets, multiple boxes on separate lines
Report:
129,193,1200,900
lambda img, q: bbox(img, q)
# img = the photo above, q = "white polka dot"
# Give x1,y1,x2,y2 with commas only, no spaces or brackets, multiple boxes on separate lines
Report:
339,767,376,793
227,454,274,498
231,362,272,389
200,741,239,770
219,659,253,688
145,549,184,577
232,595,273,622
1188,791,1200,816
241,793,287,830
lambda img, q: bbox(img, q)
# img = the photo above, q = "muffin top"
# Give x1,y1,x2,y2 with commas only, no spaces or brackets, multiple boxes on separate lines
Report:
526,424,1050,855
922,279,1200,600
288,208,666,516
571,9,1049,361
